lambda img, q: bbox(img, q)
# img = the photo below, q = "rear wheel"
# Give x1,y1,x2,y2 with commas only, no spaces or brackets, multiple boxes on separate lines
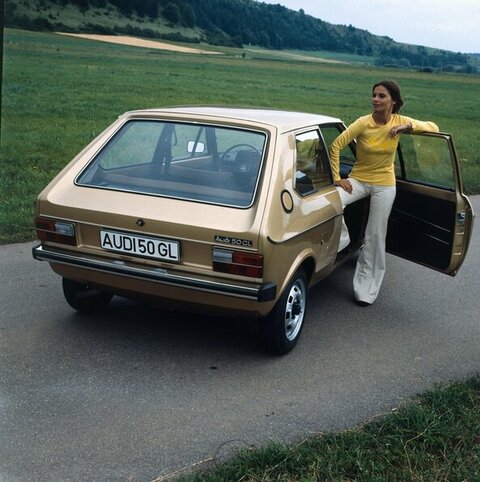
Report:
62,278,113,314
260,268,308,355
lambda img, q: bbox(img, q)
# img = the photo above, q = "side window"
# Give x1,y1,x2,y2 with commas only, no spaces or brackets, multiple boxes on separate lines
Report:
396,134,455,190
320,124,356,179
295,130,332,195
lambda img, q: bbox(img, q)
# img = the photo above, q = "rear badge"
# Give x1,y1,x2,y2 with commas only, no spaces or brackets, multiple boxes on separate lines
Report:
215,235,253,247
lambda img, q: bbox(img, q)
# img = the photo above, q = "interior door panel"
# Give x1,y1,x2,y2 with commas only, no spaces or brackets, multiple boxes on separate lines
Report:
387,182,457,271
386,132,474,275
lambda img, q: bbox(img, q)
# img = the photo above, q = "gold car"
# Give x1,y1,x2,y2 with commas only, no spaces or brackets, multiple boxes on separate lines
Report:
33,107,474,354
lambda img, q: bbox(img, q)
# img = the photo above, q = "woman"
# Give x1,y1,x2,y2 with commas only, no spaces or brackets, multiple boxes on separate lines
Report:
329,80,439,306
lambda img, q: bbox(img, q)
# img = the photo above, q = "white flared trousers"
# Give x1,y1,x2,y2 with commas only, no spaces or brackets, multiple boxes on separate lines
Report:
337,178,396,304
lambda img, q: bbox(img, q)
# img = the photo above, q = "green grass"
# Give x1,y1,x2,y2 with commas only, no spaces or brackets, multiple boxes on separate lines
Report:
243,46,374,65
176,377,480,481
1,28,480,243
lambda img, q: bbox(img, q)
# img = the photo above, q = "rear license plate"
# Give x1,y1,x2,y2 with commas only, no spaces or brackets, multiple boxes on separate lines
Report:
100,230,180,262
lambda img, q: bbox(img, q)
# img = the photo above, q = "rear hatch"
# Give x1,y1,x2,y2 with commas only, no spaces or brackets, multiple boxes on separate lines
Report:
37,115,271,280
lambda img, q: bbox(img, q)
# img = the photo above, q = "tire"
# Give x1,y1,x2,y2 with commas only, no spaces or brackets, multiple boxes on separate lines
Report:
260,267,308,355
62,278,113,314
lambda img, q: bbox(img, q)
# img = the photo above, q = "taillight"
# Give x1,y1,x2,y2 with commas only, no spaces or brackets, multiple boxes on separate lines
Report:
212,248,263,278
35,217,77,246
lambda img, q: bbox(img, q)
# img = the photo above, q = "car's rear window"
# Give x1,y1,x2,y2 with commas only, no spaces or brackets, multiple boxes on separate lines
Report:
76,120,267,208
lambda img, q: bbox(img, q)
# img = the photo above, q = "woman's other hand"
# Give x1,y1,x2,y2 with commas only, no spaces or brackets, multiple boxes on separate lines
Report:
389,122,413,137
335,179,353,194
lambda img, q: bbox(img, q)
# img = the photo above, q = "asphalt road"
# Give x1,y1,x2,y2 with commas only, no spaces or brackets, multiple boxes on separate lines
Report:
1,196,479,481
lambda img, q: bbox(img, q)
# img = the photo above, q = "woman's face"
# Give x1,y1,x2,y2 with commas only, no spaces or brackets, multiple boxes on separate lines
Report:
372,85,396,115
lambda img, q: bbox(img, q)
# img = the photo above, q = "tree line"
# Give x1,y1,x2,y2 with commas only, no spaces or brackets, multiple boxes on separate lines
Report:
6,0,476,73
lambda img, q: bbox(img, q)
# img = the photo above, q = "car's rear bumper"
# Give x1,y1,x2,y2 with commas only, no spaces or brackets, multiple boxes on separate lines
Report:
32,244,276,302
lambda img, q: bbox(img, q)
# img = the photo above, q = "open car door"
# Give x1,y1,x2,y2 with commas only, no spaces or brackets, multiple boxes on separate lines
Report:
386,132,474,275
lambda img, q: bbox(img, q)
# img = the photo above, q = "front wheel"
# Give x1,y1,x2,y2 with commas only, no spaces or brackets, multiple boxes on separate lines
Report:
259,268,308,355
62,278,113,314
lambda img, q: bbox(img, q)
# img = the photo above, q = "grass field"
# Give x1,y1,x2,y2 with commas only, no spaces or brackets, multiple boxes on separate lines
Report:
1,28,480,243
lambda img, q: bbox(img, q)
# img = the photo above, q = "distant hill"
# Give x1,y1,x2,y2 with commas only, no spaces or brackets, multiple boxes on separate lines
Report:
5,0,478,73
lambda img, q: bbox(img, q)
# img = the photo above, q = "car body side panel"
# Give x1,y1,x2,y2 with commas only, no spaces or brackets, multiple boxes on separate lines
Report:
260,132,343,295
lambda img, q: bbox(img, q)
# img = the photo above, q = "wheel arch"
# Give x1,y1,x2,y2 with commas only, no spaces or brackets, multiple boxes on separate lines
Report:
299,255,315,286
280,250,315,292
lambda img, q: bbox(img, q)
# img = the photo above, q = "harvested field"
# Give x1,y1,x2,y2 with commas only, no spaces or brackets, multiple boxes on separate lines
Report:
57,32,223,54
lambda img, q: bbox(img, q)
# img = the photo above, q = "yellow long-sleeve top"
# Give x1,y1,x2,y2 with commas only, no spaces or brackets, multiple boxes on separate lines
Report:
329,114,439,186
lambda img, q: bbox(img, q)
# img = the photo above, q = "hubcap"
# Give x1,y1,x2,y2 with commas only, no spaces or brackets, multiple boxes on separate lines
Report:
284,278,306,341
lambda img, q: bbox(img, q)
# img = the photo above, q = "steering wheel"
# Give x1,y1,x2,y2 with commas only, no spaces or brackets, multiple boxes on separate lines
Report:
221,143,260,162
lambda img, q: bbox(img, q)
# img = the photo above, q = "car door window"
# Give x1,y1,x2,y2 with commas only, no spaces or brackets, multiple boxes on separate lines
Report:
320,124,356,178
294,130,332,195
395,134,456,190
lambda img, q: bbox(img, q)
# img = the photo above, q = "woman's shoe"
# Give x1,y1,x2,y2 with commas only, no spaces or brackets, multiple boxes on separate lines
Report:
355,299,371,307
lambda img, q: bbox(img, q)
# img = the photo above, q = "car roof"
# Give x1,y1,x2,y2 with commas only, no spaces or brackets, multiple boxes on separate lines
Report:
122,106,342,133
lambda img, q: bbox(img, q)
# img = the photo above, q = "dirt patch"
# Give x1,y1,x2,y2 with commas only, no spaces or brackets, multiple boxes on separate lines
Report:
57,33,223,55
